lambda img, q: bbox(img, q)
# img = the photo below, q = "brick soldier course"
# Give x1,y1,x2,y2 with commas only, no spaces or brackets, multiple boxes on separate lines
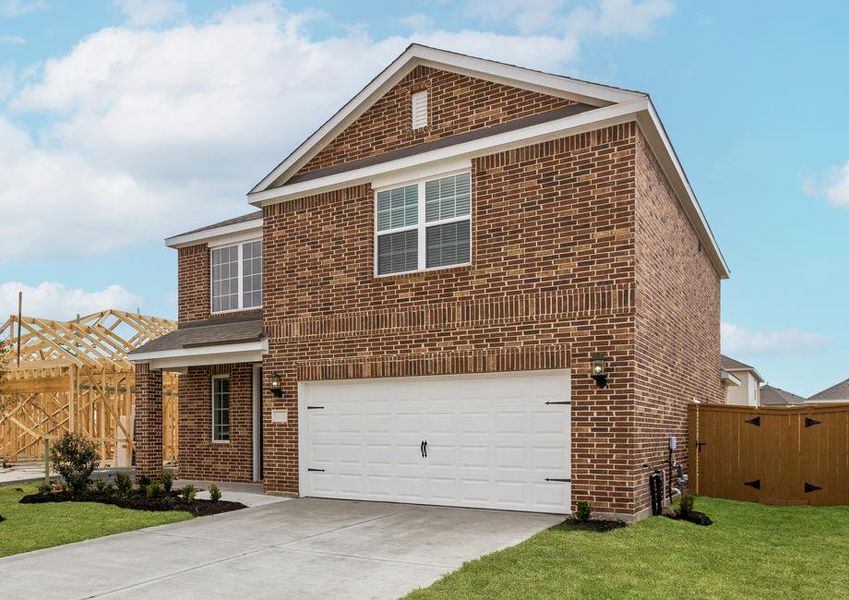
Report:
131,45,727,520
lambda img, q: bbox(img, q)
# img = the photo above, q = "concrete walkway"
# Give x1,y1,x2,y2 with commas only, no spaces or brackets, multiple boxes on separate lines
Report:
0,498,563,599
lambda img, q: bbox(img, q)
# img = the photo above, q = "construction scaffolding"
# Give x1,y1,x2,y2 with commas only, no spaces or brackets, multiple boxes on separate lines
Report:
0,309,178,465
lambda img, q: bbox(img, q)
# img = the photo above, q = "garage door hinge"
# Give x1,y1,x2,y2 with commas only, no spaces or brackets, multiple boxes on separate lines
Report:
545,401,571,405
545,478,571,483
307,405,325,410
308,468,325,472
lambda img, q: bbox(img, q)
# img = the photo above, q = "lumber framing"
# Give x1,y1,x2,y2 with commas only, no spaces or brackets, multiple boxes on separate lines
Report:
0,309,178,465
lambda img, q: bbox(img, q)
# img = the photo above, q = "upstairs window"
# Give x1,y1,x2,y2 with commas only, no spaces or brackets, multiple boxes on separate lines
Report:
211,239,262,313
375,172,471,276
411,90,428,129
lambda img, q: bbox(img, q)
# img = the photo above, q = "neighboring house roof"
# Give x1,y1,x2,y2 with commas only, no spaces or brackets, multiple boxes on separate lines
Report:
808,377,849,402
759,385,806,406
129,316,264,356
720,354,765,383
246,43,729,279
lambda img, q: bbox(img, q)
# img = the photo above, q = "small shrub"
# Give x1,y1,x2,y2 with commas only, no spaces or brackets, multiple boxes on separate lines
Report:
575,501,592,523
181,484,196,503
92,478,108,493
161,472,173,493
115,472,133,496
679,493,695,517
146,481,163,498
49,433,99,496
102,482,116,496
37,481,52,495
208,484,221,502
137,474,151,487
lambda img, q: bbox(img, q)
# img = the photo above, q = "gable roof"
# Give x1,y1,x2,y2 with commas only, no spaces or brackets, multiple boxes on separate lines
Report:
809,377,849,401
720,354,764,382
247,43,729,279
759,385,805,406
249,44,644,196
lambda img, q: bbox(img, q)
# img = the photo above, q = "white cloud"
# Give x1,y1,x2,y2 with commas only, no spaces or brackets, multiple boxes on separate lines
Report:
0,0,43,18
721,321,831,355
463,0,674,36
0,281,143,320
0,33,25,44
114,0,186,26
1,1,672,262
804,160,849,208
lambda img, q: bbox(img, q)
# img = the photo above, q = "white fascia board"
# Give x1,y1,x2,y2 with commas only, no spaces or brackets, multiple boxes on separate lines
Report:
128,339,268,365
165,219,263,249
249,44,646,195
635,102,730,279
248,99,647,206
724,367,765,384
721,370,742,387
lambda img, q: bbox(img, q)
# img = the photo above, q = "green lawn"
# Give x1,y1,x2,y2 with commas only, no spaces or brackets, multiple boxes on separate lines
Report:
408,497,849,599
0,484,191,558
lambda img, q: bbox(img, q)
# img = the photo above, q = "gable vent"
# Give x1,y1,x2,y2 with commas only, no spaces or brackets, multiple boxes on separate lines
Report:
411,90,428,129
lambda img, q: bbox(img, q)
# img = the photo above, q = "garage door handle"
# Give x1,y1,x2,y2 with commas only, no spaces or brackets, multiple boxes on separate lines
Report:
421,440,428,458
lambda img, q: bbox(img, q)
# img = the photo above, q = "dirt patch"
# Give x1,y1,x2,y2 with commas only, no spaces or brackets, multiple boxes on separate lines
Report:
19,490,246,517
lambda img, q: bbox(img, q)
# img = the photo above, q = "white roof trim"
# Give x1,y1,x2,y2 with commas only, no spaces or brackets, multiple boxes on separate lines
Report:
247,96,729,279
721,370,742,387
723,366,765,383
249,99,645,205
129,340,268,370
249,44,645,195
166,218,263,249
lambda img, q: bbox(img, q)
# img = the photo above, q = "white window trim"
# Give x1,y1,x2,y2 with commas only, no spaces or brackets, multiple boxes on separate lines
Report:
210,237,262,314
373,169,472,278
211,374,230,444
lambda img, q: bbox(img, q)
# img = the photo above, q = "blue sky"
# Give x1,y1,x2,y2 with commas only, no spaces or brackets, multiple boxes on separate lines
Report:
0,0,846,396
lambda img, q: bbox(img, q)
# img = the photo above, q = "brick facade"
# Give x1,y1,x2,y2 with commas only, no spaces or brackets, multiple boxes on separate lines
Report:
632,132,723,515
288,65,574,180
134,363,163,478
177,363,255,483
162,67,721,519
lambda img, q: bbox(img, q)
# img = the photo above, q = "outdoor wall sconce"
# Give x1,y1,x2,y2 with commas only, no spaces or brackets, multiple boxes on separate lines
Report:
590,353,609,389
268,372,283,398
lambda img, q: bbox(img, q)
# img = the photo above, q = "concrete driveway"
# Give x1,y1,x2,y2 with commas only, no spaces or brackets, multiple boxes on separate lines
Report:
0,498,563,599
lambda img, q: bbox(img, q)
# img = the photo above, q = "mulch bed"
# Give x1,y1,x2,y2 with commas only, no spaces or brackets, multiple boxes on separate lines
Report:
563,518,627,532
19,490,246,517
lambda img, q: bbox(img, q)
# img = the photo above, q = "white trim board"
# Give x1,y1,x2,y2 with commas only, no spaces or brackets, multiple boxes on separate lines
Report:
249,44,645,195
129,340,268,370
166,219,263,249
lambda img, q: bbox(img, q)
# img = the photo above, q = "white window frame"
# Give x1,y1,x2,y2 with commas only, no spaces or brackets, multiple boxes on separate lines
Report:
373,169,472,277
211,374,230,444
210,237,262,314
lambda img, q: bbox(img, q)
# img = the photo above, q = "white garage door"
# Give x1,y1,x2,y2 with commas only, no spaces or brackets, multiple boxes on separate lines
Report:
299,370,571,514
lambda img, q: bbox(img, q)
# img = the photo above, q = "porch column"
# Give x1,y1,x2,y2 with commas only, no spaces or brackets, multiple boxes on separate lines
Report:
134,362,163,478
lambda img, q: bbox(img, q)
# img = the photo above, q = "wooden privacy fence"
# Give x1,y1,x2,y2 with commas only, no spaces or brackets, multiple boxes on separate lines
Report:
0,309,179,466
690,403,849,506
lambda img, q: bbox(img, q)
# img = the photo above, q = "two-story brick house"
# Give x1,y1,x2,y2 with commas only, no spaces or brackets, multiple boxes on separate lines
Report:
130,45,728,521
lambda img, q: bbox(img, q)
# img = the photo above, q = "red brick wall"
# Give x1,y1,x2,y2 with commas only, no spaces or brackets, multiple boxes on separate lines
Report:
290,65,574,179
177,363,254,483
178,244,210,323
134,363,163,478
261,123,641,516
632,131,722,515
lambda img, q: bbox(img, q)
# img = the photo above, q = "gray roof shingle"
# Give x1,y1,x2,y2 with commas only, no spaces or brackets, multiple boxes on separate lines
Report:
809,378,849,401
720,354,755,371
759,385,805,406
129,316,263,356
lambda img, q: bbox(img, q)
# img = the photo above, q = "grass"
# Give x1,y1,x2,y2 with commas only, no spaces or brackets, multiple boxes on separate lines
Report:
407,497,849,599
0,483,191,558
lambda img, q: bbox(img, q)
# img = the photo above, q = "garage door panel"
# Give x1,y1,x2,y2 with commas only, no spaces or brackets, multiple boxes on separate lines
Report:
301,370,571,514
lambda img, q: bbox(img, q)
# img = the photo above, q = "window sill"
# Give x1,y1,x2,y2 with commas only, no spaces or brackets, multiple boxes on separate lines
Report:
374,262,472,279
